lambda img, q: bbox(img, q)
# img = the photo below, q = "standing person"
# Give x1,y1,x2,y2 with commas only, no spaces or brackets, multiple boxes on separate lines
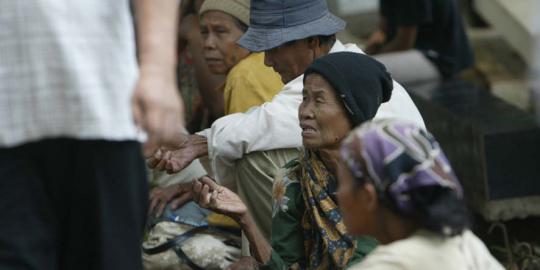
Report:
0,0,183,269
365,0,475,84
338,120,504,270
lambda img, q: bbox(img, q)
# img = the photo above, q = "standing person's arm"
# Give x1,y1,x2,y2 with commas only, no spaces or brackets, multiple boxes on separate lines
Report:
132,0,186,155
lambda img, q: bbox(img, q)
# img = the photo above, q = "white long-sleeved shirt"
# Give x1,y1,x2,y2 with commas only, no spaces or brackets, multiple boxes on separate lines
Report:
198,40,425,186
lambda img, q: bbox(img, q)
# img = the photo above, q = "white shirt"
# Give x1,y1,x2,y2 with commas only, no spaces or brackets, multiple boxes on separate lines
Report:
349,230,505,270
198,40,425,186
0,0,138,147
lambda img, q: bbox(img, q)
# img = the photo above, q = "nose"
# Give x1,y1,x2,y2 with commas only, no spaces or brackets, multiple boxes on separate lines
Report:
203,33,216,51
298,99,314,121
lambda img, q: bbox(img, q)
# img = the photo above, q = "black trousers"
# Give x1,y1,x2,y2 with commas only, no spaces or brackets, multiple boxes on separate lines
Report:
0,139,148,270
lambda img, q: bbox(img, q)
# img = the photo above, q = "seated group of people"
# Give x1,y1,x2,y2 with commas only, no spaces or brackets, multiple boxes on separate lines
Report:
146,0,501,269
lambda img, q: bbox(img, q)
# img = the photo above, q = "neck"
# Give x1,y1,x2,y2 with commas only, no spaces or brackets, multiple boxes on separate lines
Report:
317,147,342,175
376,208,419,245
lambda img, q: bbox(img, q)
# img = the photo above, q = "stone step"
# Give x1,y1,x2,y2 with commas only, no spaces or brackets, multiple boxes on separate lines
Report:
474,0,540,66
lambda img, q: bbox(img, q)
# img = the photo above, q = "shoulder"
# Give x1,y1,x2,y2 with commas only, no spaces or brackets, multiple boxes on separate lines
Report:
271,159,302,218
354,232,441,269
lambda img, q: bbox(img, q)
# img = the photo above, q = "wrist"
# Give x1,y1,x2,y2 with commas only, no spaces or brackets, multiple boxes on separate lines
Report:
139,62,175,79
236,212,253,228
188,135,208,158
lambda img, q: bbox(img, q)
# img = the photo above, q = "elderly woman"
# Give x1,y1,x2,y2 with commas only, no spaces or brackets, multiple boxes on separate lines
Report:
198,0,282,116
191,52,394,269
337,120,504,270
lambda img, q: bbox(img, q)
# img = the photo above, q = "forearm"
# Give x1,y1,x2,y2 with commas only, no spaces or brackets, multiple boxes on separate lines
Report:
378,26,417,53
188,40,225,118
188,134,209,158
135,0,179,76
238,214,273,264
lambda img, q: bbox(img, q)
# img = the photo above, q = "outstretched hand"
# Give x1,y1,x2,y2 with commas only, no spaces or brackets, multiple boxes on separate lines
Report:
148,182,193,217
192,176,247,221
147,134,207,174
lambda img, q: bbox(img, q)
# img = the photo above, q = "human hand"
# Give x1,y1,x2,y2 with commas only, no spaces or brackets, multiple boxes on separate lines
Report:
146,135,201,174
148,182,193,218
132,68,186,156
192,176,248,220
365,30,386,55
226,256,260,270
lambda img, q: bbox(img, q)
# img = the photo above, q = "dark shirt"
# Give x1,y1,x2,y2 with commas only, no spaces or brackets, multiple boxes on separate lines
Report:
380,0,474,78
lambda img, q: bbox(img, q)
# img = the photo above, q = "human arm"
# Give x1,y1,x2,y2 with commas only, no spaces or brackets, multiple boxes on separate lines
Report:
147,134,208,174
366,15,418,54
148,182,194,217
375,26,418,54
365,16,389,55
191,177,273,264
132,0,186,154
368,0,430,55
195,78,303,183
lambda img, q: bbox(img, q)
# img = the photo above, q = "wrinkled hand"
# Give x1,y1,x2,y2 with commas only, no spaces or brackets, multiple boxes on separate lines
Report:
226,256,260,270
148,182,193,218
147,139,198,174
132,69,185,156
147,134,205,174
192,176,247,220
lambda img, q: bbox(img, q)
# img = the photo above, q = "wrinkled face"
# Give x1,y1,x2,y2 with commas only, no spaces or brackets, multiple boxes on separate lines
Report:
336,142,377,236
264,40,314,84
299,74,352,150
201,11,249,74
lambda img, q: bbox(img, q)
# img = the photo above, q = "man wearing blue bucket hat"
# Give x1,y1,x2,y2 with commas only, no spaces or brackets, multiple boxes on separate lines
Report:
150,0,425,265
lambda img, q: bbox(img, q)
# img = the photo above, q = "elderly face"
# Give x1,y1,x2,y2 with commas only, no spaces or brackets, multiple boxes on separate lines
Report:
298,73,352,150
201,11,249,75
264,40,314,84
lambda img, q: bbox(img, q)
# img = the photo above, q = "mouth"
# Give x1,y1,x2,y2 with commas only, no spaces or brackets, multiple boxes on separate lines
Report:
205,58,222,64
300,124,317,136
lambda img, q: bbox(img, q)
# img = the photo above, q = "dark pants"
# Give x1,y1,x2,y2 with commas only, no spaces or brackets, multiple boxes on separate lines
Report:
0,139,148,270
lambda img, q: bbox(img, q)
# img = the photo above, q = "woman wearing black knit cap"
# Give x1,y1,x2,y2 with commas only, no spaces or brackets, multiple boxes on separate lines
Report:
190,52,394,270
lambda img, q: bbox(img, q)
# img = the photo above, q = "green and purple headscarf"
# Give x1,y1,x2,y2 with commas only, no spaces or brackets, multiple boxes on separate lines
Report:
340,120,463,217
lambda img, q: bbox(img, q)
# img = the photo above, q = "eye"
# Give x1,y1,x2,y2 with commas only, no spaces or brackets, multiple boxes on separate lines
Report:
215,27,228,34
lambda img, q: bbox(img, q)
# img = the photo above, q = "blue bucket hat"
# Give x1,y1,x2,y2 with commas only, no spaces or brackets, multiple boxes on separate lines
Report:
237,0,346,52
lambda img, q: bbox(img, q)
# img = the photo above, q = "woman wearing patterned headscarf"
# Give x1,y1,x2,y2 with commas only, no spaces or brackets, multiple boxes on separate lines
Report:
190,52,394,269
338,120,504,270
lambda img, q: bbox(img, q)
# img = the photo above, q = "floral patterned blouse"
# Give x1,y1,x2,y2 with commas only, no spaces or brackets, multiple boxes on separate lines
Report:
261,166,378,270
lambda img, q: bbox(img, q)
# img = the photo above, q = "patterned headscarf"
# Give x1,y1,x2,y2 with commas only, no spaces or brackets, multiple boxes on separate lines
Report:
296,149,355,269
340,120,463,217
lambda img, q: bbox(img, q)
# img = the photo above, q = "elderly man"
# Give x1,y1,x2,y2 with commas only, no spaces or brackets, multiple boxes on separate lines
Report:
150,0,425,257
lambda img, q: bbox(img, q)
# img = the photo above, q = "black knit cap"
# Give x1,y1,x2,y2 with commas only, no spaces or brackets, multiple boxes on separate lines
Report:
304,52,394,126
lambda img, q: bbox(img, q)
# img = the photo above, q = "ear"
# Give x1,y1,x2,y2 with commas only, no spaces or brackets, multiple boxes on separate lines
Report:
356,183,379,212
306,36,320,50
